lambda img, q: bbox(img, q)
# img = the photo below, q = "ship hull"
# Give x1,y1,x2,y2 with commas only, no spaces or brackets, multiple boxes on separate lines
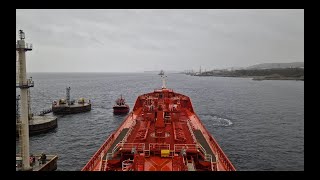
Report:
113,106,130,114
83,88,235,171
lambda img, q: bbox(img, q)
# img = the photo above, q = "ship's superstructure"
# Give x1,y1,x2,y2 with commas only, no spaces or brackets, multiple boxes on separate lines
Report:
113,95,130,114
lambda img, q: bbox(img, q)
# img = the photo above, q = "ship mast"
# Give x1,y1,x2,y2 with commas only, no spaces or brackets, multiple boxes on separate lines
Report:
66,87,71,105
160,71,167,89
161,76,166,89
16,30,34,171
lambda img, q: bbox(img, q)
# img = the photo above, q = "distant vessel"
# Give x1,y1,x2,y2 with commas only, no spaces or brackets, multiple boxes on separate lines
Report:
52,87,91,114
113,95,130,114
158,70,164,76
82,73,235,171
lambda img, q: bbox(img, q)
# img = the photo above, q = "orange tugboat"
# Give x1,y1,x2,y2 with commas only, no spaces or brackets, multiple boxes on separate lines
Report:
113,95,130,114
82,74,236,171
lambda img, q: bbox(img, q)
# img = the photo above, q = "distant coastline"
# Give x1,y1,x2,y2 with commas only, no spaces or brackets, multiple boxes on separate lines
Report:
252,75,304,81
184,68,304,81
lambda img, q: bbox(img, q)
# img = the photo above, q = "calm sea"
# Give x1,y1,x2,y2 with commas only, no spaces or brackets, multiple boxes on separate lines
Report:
16,73,304,171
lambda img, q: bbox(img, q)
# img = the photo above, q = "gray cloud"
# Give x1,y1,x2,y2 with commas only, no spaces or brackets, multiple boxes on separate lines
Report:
16,9,304,72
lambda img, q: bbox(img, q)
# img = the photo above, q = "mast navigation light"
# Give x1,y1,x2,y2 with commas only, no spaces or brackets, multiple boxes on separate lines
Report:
19,30,25,40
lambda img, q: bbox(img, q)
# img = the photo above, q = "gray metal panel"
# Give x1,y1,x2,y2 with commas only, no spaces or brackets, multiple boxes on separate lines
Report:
193,130,216,162
107,128,129,153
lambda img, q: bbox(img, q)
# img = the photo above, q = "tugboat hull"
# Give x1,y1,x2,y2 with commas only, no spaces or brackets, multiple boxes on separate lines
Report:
113,95,130,114
113,106,130,114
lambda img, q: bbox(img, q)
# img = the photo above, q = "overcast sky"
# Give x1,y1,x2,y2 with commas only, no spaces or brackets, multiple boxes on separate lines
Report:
16,9,304,72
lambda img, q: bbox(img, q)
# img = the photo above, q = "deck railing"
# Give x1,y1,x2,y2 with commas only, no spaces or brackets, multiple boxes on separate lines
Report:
122,159,134,171
174,144,198,153
121,119,136,143
208,136,236,171
187,110,236,171
187,120,197,143
174,143,216,171
81,134,114,171
149,143,170,151
106,142,145,160
16,79,34,88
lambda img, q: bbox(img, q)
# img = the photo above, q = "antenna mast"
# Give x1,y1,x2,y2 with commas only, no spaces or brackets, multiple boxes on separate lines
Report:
66,87,71,105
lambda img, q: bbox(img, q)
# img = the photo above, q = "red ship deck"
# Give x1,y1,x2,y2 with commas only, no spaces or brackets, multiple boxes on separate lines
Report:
82,88,236,171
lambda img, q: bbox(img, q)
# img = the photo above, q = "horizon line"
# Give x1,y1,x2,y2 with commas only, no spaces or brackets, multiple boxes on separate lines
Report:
27,71,183,73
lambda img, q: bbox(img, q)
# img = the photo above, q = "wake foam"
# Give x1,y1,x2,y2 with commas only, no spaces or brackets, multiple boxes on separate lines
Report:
201,114,233,127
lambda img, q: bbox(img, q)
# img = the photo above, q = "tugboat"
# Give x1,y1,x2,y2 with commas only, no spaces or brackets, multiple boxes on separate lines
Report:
52,87,91,114
113,95,130,114
82,73,236,171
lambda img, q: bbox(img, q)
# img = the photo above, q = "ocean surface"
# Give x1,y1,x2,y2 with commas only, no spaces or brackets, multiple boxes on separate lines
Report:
16,73,304,171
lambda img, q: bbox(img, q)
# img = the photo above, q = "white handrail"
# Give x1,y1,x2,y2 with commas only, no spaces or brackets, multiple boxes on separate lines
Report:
187,120,197,143
174,143,215,171
99,154,104,170
174,144,198,153
122,159,134,171
197,143,207,155
106,142,145,161
205,154,214,171
149,143,170,151
121,119,136,143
